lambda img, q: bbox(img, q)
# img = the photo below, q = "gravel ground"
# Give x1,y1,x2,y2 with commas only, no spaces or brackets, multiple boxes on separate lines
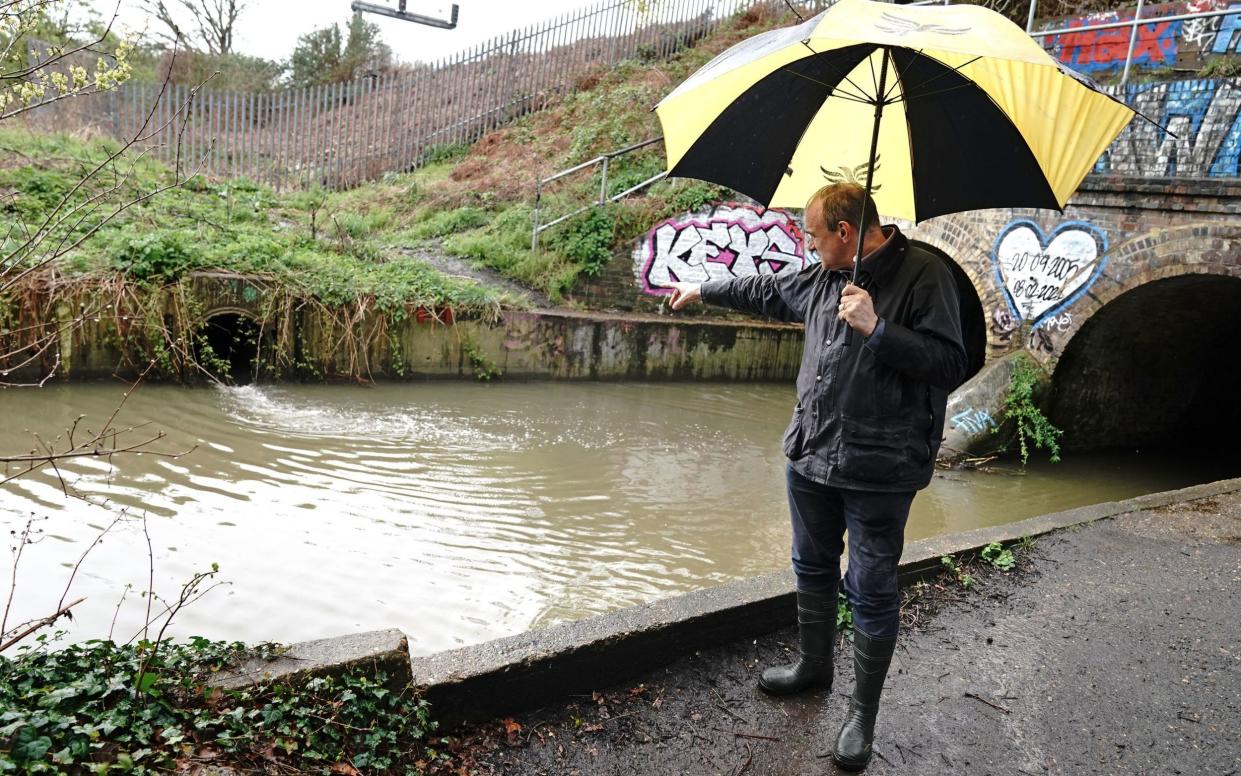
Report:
443,491,1241,776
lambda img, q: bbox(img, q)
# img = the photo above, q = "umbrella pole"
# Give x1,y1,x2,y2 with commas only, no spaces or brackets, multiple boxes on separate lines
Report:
852,46,890,285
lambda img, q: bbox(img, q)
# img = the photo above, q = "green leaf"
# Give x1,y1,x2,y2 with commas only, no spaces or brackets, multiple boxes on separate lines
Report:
133,672,158,694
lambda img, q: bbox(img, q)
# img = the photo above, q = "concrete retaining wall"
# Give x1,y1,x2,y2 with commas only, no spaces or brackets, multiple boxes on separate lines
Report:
24,276,803,382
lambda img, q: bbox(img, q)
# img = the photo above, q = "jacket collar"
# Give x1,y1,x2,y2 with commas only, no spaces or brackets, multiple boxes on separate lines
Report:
851,224,907,290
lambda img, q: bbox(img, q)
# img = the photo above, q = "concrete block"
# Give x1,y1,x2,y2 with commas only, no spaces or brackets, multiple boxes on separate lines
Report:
208,628,411,692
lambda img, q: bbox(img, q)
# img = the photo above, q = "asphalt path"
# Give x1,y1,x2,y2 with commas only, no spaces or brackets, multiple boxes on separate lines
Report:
462,490,1241,775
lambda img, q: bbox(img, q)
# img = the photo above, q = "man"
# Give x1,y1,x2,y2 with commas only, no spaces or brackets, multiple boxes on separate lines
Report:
667,182,967,771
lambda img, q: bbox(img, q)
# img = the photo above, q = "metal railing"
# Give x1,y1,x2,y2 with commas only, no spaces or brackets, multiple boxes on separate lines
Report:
21,0,754,191
1027,0,1241,84
23,0,1239,192
531,137,666,251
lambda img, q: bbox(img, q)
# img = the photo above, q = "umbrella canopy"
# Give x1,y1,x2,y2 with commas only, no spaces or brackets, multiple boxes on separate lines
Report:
655,0,1135,223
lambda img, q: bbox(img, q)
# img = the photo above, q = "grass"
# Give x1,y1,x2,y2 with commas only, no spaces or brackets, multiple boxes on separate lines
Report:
0,127,508,317
2,3,788,310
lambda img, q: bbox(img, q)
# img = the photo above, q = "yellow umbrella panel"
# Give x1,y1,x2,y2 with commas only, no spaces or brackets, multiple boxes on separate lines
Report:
656,0,1135,222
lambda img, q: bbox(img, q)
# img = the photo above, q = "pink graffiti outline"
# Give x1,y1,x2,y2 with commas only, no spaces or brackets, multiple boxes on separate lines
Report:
638,202,806,296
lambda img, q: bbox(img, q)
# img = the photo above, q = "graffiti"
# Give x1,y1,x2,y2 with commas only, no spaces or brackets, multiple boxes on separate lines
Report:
1040,1,1241,72
993,220,1107,327
635,203,806,296
1050,15,1182,73
990,306,1019,345
951,407,997,435
1029,327,1058,354
1038,311,1074,334
1099,78,1241,178
1211,3,1241,52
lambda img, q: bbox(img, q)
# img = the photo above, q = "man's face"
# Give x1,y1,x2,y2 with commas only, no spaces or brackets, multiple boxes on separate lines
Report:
803,201,851,271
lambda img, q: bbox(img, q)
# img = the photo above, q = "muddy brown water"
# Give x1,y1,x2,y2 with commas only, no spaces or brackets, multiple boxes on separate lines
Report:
1,382,1234,655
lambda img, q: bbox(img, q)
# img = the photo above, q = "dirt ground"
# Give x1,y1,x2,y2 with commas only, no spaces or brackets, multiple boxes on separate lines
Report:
440,491,1241,776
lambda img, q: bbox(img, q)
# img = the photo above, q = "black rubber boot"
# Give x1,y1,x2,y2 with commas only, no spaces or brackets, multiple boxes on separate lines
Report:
831,629,897,771
758,589,836,695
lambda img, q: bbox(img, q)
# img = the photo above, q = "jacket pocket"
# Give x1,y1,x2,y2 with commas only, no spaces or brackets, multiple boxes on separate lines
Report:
783,405,808,460
838,415,917,483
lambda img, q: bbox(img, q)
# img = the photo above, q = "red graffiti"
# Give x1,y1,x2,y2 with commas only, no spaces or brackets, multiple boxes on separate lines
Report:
1056,19,1181,71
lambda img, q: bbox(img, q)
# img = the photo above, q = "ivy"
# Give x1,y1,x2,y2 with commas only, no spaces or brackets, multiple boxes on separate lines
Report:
0,636,440,774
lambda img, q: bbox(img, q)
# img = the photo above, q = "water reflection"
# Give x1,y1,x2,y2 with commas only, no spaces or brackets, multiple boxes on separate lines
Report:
1,382,1234,655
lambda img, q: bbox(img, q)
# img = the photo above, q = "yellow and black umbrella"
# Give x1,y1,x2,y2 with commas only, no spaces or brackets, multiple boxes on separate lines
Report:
656,0,1135,270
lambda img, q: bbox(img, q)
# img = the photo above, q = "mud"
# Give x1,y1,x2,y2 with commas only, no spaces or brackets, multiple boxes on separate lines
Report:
447,491,1241,775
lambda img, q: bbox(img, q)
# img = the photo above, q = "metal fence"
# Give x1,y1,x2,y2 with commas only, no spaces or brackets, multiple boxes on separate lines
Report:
23,0,1240,191
20,0,771,191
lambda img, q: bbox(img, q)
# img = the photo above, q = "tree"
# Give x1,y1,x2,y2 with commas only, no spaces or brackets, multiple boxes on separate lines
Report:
142,0,246,55
1,0,204,652
287,12,391,88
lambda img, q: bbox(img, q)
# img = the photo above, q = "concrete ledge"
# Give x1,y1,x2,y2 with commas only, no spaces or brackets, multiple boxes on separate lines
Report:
412,571,795,728
208,628,411,692
411,477,1241,728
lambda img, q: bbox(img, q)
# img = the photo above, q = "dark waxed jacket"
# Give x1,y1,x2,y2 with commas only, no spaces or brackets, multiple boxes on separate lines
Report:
700,225,967,492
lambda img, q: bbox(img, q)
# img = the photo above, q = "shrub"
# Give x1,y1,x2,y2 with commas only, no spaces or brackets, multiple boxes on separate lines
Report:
545,206,616,276
998,353,1063,464
108,229,201,282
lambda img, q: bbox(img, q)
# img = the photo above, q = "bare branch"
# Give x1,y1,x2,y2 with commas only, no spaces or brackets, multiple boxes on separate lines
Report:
0,597,85,653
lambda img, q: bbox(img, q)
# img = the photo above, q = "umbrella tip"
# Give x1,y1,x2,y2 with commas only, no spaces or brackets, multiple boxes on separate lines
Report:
785,166,794,177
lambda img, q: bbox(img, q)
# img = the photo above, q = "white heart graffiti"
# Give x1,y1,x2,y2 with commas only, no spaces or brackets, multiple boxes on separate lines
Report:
993,221,1107,323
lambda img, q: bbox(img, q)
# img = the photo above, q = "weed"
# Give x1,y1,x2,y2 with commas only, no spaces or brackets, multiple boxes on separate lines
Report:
1200,55,1241,78
836,590,854,632
997,353,1063,464
107,228,201,283
545,205,616,277
407,206,492,241
461,336,501,381
940,555,975,589
980,541,1016,571
668,181,735,214
420,140,472,166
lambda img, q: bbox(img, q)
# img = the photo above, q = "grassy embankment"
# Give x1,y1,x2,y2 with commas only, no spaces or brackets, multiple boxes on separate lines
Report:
1,5,795,381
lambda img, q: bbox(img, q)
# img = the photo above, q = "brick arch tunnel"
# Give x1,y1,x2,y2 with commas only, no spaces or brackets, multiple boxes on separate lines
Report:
1047,274,1241,453
912,240,987,383
193,311,262,384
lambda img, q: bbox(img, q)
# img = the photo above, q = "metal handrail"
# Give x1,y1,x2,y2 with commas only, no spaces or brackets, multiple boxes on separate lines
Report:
531,136,665,251
1033,6,1240,38
1029,2,1241,84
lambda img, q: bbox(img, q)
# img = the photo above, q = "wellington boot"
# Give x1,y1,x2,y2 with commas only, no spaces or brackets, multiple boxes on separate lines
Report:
831,629,897,772
758,589,835,696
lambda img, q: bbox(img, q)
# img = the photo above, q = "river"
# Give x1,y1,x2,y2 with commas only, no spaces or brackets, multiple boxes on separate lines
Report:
1,382,1234,655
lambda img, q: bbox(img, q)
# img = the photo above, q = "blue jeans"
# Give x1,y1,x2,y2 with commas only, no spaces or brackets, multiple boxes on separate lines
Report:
786,465,914,638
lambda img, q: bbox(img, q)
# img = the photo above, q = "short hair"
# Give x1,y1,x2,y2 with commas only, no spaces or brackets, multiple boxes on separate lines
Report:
808,183,880,234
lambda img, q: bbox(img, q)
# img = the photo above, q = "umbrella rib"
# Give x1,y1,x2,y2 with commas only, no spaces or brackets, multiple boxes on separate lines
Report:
885,80,986,106
892,55,984,103
882,48,925,104
798,40,879,104
779,67,875,106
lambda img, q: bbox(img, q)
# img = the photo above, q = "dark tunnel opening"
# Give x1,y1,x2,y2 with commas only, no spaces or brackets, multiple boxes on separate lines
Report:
193,313,260,385
912,240,987,383
1048,274,1241,461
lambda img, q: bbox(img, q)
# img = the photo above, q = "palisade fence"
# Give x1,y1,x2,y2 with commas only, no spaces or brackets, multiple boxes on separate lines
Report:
21,0,795,191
